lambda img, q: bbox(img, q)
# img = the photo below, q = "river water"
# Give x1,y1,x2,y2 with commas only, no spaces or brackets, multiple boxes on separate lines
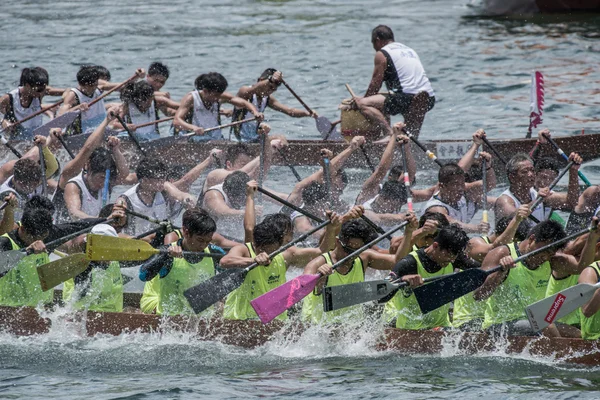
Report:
2,0,600,398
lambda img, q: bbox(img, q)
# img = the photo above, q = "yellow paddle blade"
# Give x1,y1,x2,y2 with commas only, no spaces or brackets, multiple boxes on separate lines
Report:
37,253,89,292
86,234,159,261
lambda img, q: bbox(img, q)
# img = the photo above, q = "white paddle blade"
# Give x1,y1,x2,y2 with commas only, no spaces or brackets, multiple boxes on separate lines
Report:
0,250,26,277
526,282,600,332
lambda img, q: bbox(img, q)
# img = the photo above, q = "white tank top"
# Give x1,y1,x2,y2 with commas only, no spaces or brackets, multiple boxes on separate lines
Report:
128,100,159,141
7,88,42,135
380,42,434,96
204,184,231,207
71,88,106,133
238,94,268,142
191,90,222,141
423,193,477,223
121,184,168,236
499,188,550,222
362,195,377,211
66,172,103,218
0,176,44,221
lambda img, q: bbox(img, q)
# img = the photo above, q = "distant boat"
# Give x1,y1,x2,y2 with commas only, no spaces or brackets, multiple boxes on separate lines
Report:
483,0,600,15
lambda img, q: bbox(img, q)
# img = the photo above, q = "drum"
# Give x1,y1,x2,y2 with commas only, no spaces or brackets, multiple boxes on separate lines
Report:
340,99,382,141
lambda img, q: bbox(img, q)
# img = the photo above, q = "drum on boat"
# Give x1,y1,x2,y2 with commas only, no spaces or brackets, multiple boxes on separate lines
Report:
340,98,387,142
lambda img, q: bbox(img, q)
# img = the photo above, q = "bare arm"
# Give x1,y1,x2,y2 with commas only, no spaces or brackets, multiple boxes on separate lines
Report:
220,92,261,117
172,150,220,192
173,93,199,133
155,96,180,114
458,130,484,172
363,249,395,270
219,244,254,269
365,51,387,97
57,91,78,116
473,246,511,301
544,156,581,211
356,130,399,205
579,267,600,318
268,96,311,118
243,181,258,243
203,190,244,218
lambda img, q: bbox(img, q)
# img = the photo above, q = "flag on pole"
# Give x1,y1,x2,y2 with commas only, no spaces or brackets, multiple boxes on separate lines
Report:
529,71,544,133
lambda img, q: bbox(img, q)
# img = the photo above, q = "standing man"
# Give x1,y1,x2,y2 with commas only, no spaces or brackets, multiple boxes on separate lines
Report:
353,25,435,139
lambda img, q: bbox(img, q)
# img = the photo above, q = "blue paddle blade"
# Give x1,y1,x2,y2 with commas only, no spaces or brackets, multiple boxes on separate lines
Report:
413,268,488,314
184,268,247,314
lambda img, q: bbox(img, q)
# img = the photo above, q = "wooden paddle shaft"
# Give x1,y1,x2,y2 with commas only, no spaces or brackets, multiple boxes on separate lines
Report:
481,136,507,165
0,135,23,158
0,200,9,211
482,157,488,223
56,133,76,159
281,79,314,114
115,114,146,156
7,99,64,128
131,116,174,130
543,132,592,187
256,186,324,223
38,144,47,197
87,73,138,107
182,117,257,138
530,160,574,211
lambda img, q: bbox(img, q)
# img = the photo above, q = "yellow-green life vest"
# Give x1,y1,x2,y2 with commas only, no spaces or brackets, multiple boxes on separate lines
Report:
157,243,216,316
384,250,453,330
545,272,580,326
0,233,53,307
223,243,287,320
482,242,551,329
301,252,365,324
62,261,123,312
140,276,160,314
580,262,600,340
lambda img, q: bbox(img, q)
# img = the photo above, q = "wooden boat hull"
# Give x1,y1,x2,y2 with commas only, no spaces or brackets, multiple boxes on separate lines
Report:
2,306,600,365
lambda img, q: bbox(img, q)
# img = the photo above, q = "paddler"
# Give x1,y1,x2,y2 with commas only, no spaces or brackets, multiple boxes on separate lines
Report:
173,72,263,141
576,228,600,339
231,69,314,142
352,25,435,139
474,219,599,336
146,62,171,98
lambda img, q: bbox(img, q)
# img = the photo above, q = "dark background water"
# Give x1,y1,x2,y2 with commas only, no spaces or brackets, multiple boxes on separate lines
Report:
2,0,600,398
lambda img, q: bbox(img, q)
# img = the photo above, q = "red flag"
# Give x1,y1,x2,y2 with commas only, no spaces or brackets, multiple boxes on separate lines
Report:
529,71,544,129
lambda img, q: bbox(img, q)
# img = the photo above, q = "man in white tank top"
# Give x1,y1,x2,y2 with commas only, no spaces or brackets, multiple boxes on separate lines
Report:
203,171,251,240
352,25,435,139
0,158,43,224
232,69,313,142
495,152,582,226
173,72,263,142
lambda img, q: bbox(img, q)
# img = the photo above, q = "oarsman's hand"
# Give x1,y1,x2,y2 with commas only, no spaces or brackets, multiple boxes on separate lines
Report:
183,196,196,210
515,204,531,222
350,135,366,150
402,274,424,288
309,110,318,118
569,152,583,170
47,128,63,151
537,187,551,199
155,91,171,99
405,212,419,232
254,252,271,266
246,180,258,198
343,205,365,221
26,240,46,255
193,126,205,136
135,68,146,78
253,112,265,122
258,123,271,135
499,255,516,271
126,123,137,131
219,108,233,117
270,71,283,84
480,151,492,167
209,148,223,165
326,210,342,229
168,244,183,259
590,216,600,237
473,129,485,146
33,135,47,147
107,106,120,121
317,263,334,276
478,221,490,235
538,128,550,144
3,193,17,209
78,103,90,112
2,121,16,133
109,205,127,228
392,122,407,136
320,148,334,160
106,136,121,151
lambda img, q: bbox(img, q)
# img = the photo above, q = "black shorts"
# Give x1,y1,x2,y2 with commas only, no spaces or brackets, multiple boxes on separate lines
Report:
384,92,436,116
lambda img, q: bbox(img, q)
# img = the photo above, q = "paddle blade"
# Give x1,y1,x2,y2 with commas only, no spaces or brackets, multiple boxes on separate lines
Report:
413,269,488,314
526,283,600,332
316,116,333,135
32,111,79,137
184,268,247,314
86,234,157,261
250,274,320,324
0,250,26,278
37,253,89,291
323,280,399,312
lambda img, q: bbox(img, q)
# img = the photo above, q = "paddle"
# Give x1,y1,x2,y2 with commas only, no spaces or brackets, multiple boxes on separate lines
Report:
400,142,413,212
258,125,266,204
481,136,507,165
530,160,574,212
0,200,9,212
250,220,409,324
102,169,110,207
482,157,488,225
0,134,23,158
181,117,257,138
183,219,332,314
86,235,224,262
278,148,302,182
344,84,376,171
323,119,341,141
38,144,47,197
256,186,324,223
542,132,591,187
0,218,112,278
115,114,147,156
280,78,334,137
117,116,174,133
408,134,444,167
37,253,89,292
55,131,76,160
323,157,332,206
31,110,80,138
0,99,65,136
412,226,593,315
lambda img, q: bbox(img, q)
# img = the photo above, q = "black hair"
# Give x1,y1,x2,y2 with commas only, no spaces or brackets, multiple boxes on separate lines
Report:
372,25,395,42
434,224,469,255
76,65,100,86
380,181,407,203
21,207,53,237
495,214,530,242
13,158,41,186
258,68,278,82
182,209,217,236
418,211,449,229
121,80,154,109
339,219,376,246
438,163,465,185
24,195,55,214
93,65,111,81
465,161,483,183
388,165,404,181
148,62,170,79
263,213,293,237
222,171,251,209
88,148,117,177
301,182,329,206
226,144,252,165
135,158,167,180
535,157,559,174
20,67,49,87
528,219,566,246
194,72,228,93
254,220,284,248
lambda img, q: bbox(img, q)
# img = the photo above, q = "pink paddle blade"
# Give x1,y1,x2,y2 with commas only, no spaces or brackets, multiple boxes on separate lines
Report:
251,274,320,324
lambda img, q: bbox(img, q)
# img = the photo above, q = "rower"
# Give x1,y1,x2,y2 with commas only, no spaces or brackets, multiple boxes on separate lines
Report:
146,62,171,98
0,159,43,222
0,68,48,139
352,25,435,139
231,69,314,142
494,152,581,227
0,206,54,307
423,157,495,234
577,232,600,339
534,157,568,225
221,204,341,321
382,224,469,330
389,211,449,257
474,219,598,336
173,72,263,141
118,80,180,141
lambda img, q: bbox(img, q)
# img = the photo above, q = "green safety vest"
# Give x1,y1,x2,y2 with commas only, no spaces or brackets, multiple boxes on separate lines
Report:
301,252,365,324
223,243,287,320
63,261,123,312
140,276,160,314
0,234,53,307
383,250,453,330
545,272,580,326
482,242,551,329
156,243,215,316
580,262,600,340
